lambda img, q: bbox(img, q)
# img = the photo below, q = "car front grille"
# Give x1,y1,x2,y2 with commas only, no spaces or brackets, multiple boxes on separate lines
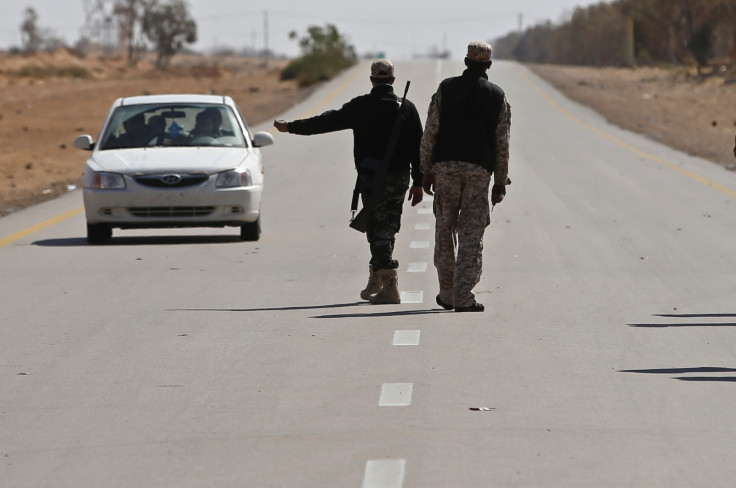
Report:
128,206,215,218
134,174,209,188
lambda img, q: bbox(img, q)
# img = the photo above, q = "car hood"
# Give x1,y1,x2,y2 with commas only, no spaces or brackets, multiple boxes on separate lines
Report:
89,147,252,174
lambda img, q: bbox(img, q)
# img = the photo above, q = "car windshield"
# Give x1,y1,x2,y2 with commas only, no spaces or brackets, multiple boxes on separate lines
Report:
98,103,247,150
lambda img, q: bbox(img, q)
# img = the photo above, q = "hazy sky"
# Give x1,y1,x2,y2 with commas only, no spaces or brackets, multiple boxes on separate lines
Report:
3,0,606,60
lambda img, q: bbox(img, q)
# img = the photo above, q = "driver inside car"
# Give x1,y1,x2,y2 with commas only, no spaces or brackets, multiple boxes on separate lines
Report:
113,112,147,147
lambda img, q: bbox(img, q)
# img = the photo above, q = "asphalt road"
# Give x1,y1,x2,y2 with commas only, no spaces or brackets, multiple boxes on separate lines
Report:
2,60,736,487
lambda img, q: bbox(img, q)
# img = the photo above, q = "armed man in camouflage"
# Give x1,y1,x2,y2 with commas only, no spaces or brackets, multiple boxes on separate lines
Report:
420,41,511,312
274,60,424,304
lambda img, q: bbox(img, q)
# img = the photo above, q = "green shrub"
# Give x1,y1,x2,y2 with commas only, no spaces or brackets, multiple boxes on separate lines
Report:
280,24,357,87
15,65,90,79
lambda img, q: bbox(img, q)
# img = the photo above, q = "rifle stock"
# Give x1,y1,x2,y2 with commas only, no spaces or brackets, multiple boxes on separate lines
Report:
349,207,369,232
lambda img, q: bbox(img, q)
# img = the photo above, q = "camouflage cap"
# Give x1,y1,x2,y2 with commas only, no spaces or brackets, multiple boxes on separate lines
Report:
370,59,394,79
466,41,493,63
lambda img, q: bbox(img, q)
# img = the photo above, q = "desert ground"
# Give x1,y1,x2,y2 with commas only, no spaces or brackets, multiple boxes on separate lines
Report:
0,51,310,216
528,63,736,169
1,51,735,216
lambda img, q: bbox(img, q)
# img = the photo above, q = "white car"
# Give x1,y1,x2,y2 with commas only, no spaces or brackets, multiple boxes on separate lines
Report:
74,94,274,244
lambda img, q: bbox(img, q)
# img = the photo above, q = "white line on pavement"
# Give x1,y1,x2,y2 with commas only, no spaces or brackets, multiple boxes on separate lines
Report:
399,291,423,304
379,383,413,406
406,262,427,273
392,330,421,346
362,459,406,488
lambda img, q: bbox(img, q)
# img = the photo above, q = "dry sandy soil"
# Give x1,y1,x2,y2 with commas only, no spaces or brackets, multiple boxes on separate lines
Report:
1,51,735,216
0,50,310,216
528,63,736,169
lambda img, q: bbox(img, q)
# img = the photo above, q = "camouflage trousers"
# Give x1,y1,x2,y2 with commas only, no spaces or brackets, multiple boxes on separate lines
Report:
362,172,410,270
432,162,492,308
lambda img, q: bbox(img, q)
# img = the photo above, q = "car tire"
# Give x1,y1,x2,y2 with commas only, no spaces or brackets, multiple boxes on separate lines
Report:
240,218,260,241
87,223,112,244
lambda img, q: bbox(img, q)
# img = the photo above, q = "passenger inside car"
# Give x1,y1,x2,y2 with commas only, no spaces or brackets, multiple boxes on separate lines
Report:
190,108,223,138
145,115,166,140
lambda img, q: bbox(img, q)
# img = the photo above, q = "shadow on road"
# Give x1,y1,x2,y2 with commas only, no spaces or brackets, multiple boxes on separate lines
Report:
171,302,365,312
620,367,736,374
33,235,243,247
628,322,736,328
170,302,447,317
628,313,736,328
622,312,736,382
654,313,736,318
620,367,736,382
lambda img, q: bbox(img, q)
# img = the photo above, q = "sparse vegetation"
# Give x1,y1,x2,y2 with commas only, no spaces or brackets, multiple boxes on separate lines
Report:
280,24,357,87
493,0,736,71
14,65,91,79
141,0,197,69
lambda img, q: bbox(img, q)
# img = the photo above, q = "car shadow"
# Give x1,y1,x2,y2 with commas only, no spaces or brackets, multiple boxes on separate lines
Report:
33,235,244,247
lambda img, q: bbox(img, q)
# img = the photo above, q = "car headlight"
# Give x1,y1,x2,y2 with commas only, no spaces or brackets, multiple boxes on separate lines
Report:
92,172,126,189
216,169,252,188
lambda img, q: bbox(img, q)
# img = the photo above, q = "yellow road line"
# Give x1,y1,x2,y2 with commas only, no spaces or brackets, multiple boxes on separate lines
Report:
515,66,736,200
0,207,83,247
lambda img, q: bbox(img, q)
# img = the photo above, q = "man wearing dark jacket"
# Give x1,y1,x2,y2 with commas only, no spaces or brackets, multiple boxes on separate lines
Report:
274,60,424,304
420,41,511,312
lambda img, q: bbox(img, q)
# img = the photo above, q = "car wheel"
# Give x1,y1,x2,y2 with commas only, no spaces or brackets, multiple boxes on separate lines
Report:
240,218,260,241
87,223,112,244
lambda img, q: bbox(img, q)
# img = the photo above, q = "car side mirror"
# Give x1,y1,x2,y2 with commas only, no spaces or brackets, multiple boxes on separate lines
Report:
74,134,95,151
252,131,274,148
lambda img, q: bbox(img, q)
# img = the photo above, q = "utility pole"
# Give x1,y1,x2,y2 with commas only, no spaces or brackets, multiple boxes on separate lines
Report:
518,13,523,32
263,10,269,59
624,15,635,67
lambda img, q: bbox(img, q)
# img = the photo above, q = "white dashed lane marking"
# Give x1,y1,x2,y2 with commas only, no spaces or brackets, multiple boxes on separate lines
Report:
399,291,423,304
406,262,427,273
392,330,421,346
360,199,432,487
379,383,413,406
362,459,406,488
409,241,429,249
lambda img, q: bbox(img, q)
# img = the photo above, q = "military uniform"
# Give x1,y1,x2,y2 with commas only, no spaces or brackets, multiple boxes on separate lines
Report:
274,60,424,304
420,41,511,311
285,82,423,271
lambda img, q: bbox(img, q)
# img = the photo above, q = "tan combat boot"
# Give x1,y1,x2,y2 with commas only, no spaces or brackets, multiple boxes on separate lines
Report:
369,269,401,304
360,265,382,300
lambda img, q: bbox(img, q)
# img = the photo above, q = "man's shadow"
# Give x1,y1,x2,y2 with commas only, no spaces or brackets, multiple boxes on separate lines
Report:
171,302,446,318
